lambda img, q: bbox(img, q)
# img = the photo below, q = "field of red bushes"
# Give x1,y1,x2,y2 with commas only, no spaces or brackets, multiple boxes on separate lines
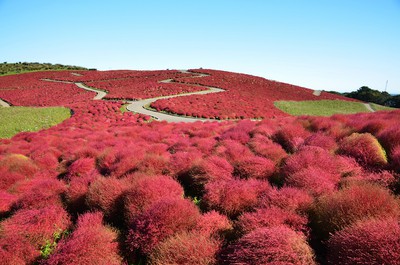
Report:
151,69,358,119
1,69,400,264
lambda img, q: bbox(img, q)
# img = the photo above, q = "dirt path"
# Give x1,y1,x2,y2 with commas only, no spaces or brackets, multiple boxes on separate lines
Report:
42,71,227,122
364,103,375,112
42,79,107,100
0,98,10,107
313,90,322,96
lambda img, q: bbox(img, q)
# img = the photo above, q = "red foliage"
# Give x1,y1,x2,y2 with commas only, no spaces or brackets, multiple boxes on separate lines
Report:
195,210,233,239
152,68,354,120
0,167,25,190
44,212,123,265
302,133,338,152
13,178,66,210
203,178,270,217
234,155,276,180
311,182,400,239
123,175,184,224
273,122,311,153
221,226,316,265
248,135,288,164
236,206,309,235
64,173,98,214
0,154,39,178
338,133,388,169
148,231,221,265
0,235,39,264
378,125,400,154
66,157,97,180
0,205,71,249
392,145,400,172
327,218,400,265
285,166,340,196
126,198,201,255
85,176,129,220
260,186,314,214
0,190,18,216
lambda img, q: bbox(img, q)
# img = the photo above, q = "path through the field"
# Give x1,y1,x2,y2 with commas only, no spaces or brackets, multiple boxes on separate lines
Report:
0,98,10,107
126,73,225,122
42,71,226,122
364,103,375,112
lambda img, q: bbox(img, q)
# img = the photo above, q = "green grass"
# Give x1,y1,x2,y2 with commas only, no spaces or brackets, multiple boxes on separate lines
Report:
0,62,88,76
369,103,396,111
274,100,371,116
0,106,71,138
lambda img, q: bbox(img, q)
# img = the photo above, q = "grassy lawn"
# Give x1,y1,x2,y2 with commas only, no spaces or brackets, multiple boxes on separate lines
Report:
0,106,71,138
369,103,396,111
274,100,371,116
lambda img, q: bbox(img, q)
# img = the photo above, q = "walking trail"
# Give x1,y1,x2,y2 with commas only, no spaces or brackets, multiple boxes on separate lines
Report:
42,71,226,122
0,98,10,107
364,103,375,112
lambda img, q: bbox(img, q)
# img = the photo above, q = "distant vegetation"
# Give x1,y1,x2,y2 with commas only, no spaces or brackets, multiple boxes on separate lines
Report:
0,62,89,76
0,106,70,138
275,100,371,116
332,86,400,108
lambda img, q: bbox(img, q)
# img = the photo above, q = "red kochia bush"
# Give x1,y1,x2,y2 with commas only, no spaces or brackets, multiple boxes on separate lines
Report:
0,154,39,178
302,133,338,152
310,182,400,239
126,198,201,255
391,145,400,172
64,173,98,214
45,212,123,265
273,123,311,153
148,231,221,265
327,218,400,265
0,190,18,216
66,157,97,180
85,176,129,220
236,206,309,235
123,175,184,224
248,135,288,164
285,166,340,196
338,133,388,169
195,210,233,239
0,205,71,249
13,178,66,210
221,226,316,265
234,155,276,180
203,178,270,217
260,186,314,214
0,235,39,265
377,126,400,155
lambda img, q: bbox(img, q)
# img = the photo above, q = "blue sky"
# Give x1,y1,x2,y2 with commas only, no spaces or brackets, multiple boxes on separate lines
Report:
1,0,399,94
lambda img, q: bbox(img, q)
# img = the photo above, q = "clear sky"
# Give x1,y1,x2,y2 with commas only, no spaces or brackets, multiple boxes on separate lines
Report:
1,0,399,94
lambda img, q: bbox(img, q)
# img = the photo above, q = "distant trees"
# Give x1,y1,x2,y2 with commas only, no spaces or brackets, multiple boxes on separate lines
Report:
342,86,399,108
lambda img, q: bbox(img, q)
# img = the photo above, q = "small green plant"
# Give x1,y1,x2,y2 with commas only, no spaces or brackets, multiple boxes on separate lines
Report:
40,230,69,259
192,196,201,206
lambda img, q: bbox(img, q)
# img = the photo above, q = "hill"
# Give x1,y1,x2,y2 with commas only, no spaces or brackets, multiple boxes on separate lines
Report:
0,62,88,76
1,68,400,264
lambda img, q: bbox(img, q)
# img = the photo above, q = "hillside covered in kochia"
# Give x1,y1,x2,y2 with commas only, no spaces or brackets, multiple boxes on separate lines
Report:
1,68,400,264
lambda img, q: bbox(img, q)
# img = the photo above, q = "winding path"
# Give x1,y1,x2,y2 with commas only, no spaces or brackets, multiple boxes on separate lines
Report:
42,71,227,122
0,98,10,107
364,103,375,112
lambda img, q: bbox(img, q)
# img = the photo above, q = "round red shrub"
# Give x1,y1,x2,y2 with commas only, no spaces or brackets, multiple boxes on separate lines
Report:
148,231,221,265
260,186,314,214
310,182,400,239
391,145,400,172
195,210,233,239
0,205,71,249
221,226,316,265
338,133,388,169
64,173,98,214
234,155,276,180
0,235,39,265
13,178,66,210
126,198,201,255
66,157,97,180
273,123,311,153
285,166,340,196
0,167,25,190
302,133,338,152
85,176,129,220
203,178,270,217
236,206,309,235
377,126,400,155
0,190,18,216
327,218,400,265
248,135,287,164
123,175,184,224
0,154,39,178
44,212,123,265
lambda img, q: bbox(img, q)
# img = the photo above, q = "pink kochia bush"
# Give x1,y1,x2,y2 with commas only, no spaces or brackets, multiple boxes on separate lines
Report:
221,226,316,265
203,178,270,217
234,155,276,180
0,205,71,250
148,231,221,265
338,132,388,169
44,212,123,265
327,218,400,265
126,198,201,255
123,175,184,224
310,182,400,239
